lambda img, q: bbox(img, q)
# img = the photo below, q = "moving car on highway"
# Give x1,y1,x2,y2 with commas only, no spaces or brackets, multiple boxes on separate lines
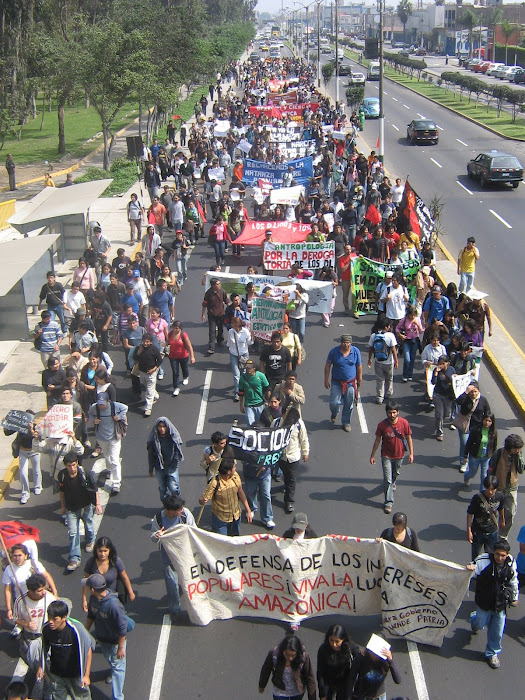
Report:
406,119,439,145
361,97,380,118
348,72,365,86
467,150,523,189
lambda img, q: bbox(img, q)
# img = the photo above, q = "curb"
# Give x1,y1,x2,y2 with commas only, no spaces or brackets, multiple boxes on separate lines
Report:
0,457,21,502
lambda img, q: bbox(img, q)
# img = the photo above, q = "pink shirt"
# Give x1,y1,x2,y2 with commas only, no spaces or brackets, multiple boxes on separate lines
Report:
146,317,169,345
73,266,96,290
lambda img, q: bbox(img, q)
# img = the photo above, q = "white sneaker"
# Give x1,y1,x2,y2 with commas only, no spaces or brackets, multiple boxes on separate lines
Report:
266,520,276,529
172,388,180,396
20,495,28,505
459,464,468,473
182,378,189,385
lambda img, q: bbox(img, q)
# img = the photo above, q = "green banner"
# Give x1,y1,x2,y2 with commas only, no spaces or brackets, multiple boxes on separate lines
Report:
351,256,420,316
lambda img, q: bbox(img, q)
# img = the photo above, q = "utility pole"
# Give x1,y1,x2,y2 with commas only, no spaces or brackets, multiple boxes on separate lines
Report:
335,0,339,104
317,2,321,88
378,0,385,164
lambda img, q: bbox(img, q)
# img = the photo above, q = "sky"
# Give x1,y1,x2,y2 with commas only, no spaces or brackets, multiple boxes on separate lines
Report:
257,0,525,16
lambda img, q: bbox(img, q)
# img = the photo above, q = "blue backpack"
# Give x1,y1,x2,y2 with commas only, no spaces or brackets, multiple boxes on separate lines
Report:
373,332,390,362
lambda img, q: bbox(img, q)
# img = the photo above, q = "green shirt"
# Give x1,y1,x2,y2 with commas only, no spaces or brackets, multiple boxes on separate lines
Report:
238,371,269,406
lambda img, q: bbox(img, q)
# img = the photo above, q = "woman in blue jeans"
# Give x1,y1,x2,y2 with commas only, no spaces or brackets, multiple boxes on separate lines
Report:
395,306,423,382
464,413,497,490
146,417,184,502
209,215,230,267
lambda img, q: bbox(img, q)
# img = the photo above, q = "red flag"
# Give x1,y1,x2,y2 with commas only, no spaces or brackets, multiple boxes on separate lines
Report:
233,161,244,181
0,521,40,549
196,199,207,224
376,137,380,149
401,179,421,237
364,204,381,226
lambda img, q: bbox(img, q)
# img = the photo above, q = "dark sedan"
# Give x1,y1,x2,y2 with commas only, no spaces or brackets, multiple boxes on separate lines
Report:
467,150,523,188
406,119,439,145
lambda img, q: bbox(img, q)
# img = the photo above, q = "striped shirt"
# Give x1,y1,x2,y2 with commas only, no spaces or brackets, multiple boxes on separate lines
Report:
203,472,241,523
36,321,63,352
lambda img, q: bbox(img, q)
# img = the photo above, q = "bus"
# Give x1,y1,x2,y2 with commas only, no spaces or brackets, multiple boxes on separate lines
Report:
271,25,280,37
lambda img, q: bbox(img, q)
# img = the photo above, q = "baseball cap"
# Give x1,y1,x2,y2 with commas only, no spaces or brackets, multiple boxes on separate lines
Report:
432,285,442,293
81,573,107,590
265,230,273,236
371,183,377,190
96,392,109,405
132,269,140,277
292,512,308,531
126,282,135,289
421,266,431,275
385,270,394,278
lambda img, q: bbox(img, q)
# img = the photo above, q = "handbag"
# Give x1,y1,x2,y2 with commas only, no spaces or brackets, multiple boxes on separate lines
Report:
34,323,43,350
233,331,248,371
116,574,130,605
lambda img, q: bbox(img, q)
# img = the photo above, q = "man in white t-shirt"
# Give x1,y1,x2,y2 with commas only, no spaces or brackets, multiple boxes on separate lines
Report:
368,318,398,404
63,281,86,325
13,573,57,684
390,177,404,208
380,275,409,331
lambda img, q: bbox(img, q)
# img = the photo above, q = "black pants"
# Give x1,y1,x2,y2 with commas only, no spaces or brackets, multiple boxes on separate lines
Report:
279,459,298,505
95,325,109,353
208,315,224,351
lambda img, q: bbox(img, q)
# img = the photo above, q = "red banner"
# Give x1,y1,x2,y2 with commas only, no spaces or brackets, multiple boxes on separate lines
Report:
267,91,298,105
0,521,40,549
235,221,311,246
249,103,319,118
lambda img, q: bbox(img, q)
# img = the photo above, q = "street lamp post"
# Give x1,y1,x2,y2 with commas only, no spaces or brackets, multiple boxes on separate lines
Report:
378,0,385,164
317,1,321,88
335,0,339,104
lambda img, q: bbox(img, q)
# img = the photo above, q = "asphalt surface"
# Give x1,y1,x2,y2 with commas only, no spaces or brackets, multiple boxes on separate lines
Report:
1,46,524,700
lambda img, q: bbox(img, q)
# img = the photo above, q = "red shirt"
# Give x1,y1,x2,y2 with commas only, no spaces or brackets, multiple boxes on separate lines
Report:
168,331,189,359
338,254,353,281
376,417,411,460
385,231,400,250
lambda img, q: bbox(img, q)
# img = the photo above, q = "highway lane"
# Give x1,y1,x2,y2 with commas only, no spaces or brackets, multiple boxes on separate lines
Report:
326,57,525,347
1,237,523,699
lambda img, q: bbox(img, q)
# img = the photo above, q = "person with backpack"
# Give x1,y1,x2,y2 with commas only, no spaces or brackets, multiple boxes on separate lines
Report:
378,512,420,551
370,401,414,514
58,451,102,572
259,634,316,700
198,458,253,536
87,393,128,497
151,494,195,623
147,417,184,502
367,318,398,405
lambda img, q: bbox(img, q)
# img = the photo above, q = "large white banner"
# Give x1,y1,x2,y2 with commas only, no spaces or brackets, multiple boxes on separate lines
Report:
161,527,472,646
270,186,305,206
263,241,336,272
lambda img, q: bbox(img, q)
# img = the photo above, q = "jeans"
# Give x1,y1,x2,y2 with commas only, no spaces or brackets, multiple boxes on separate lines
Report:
230,353,248,394
500,489,518,538
280,459,298,506
48,304,67,333
290,316,306,344
374,360,394,401
329,380,355,426
169,356,189,389
470,607,506,657
382,456,403,507
402,338,418,379
211,513,240,536
156,467,180,501
458,430,469,463
162,558,181,613
66,506,94,563
207,315,224,351
97,437,122,488
18,449,42,500
245,403,265,426
48,672,91,700
140,369,159,410
213,239,226,266
99,641,126,700
322,174,332,196
471,530,499,560
244,473,273,524
465,456,489,490
459,271,475,294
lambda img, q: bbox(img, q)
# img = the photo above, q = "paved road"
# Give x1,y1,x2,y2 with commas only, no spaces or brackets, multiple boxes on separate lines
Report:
1,47,524,700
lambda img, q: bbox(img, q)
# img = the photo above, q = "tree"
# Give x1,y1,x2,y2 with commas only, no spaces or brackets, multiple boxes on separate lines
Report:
501,19,517,66
397,0,413,44
346,85,365,110
488,7,503,62
322,62,335,87
459,9,477,59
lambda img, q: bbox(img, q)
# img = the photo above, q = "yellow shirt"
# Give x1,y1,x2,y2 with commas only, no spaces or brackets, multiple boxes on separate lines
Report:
203,471,241,522
459,247,477,274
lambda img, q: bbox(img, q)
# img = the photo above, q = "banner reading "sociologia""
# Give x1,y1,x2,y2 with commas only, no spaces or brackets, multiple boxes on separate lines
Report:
161,527,472,647
351,256,420,316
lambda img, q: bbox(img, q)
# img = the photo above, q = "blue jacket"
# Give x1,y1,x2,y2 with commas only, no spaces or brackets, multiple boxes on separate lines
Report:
87,590,128,644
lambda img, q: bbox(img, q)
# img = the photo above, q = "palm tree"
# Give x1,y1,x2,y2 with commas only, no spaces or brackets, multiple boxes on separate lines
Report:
488,7,503,62
459,8,477,58
501,19,517,65
397,0,413,45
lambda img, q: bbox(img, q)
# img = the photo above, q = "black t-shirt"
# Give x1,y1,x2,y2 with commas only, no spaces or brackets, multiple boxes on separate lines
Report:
111,257,131,282
259,345,292,383
92,300,112,327
43,623,81,678
39,282,65,306
58,470,94,511
467,492,504,534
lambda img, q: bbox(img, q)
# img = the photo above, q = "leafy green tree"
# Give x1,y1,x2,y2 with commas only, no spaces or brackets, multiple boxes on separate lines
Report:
397,0,413,44
501,19,518,66
322,62,335,87
345,85,365,109
459,9,477,59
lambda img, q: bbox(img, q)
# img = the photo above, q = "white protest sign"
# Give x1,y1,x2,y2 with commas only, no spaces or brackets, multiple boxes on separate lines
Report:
452,372,474,399
263,241,336,272
208,167,225,181
332,130,347,141
214,120,230,137
270,186,305,206
426,365,436,399
230,189,240,202
39,404,73,438
237,139,253,154
161,527,472,646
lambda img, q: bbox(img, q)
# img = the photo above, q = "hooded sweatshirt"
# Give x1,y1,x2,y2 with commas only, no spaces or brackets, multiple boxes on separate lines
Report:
147,416,184,476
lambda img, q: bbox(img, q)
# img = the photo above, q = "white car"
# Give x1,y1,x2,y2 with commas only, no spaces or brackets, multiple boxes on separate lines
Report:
348,72,365,86
494,65,511,80
504,66,522,81
485,62,505,77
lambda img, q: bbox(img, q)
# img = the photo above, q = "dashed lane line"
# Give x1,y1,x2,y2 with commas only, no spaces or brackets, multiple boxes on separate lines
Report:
148,614,172,700
407,641,430,700
196,370,213,434
430,158,442,169
456,138,469,147
356,397,368,434
456,180,473,195
392,125,400,131
489,209,512,229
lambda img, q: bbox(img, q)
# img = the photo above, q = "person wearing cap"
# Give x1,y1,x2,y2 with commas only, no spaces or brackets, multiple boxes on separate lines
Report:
282,512,318,540
88,393,128,496
458,291,493,339
34,310,64,368
324,334,362,432
457,236,479,294
89,225,112,280
85,573,129,700
422,284,450,327
57,451,101,571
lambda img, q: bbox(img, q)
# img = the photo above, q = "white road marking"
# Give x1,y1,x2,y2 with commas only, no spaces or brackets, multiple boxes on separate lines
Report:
430,158,442,169
392,124,400,131
456,138,469,147
403,104,410,109
456,180,473,195
392,97,399,102
356,397,368,434
436,125,444,131
489,209,512,229
383,90,388,95
417,113,426,119
148,614,173,700
373,85,379,90
224,266,230,273
196,370,213,434
408,641,430,700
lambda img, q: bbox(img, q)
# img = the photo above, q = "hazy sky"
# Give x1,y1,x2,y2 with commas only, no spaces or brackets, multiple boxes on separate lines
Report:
257,0,525,15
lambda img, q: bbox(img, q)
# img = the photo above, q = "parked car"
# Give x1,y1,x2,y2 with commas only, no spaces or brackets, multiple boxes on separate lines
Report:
415,48,427,56
514,68,525,84
504,66,522,81
399,48,411,57
348,72,365,86
467,58,482,71
485,62,505,76
407,119,439,145
494,64,511,79
361,97,380,118
321,47,332,54
473,61,491,73
467,150,523,189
